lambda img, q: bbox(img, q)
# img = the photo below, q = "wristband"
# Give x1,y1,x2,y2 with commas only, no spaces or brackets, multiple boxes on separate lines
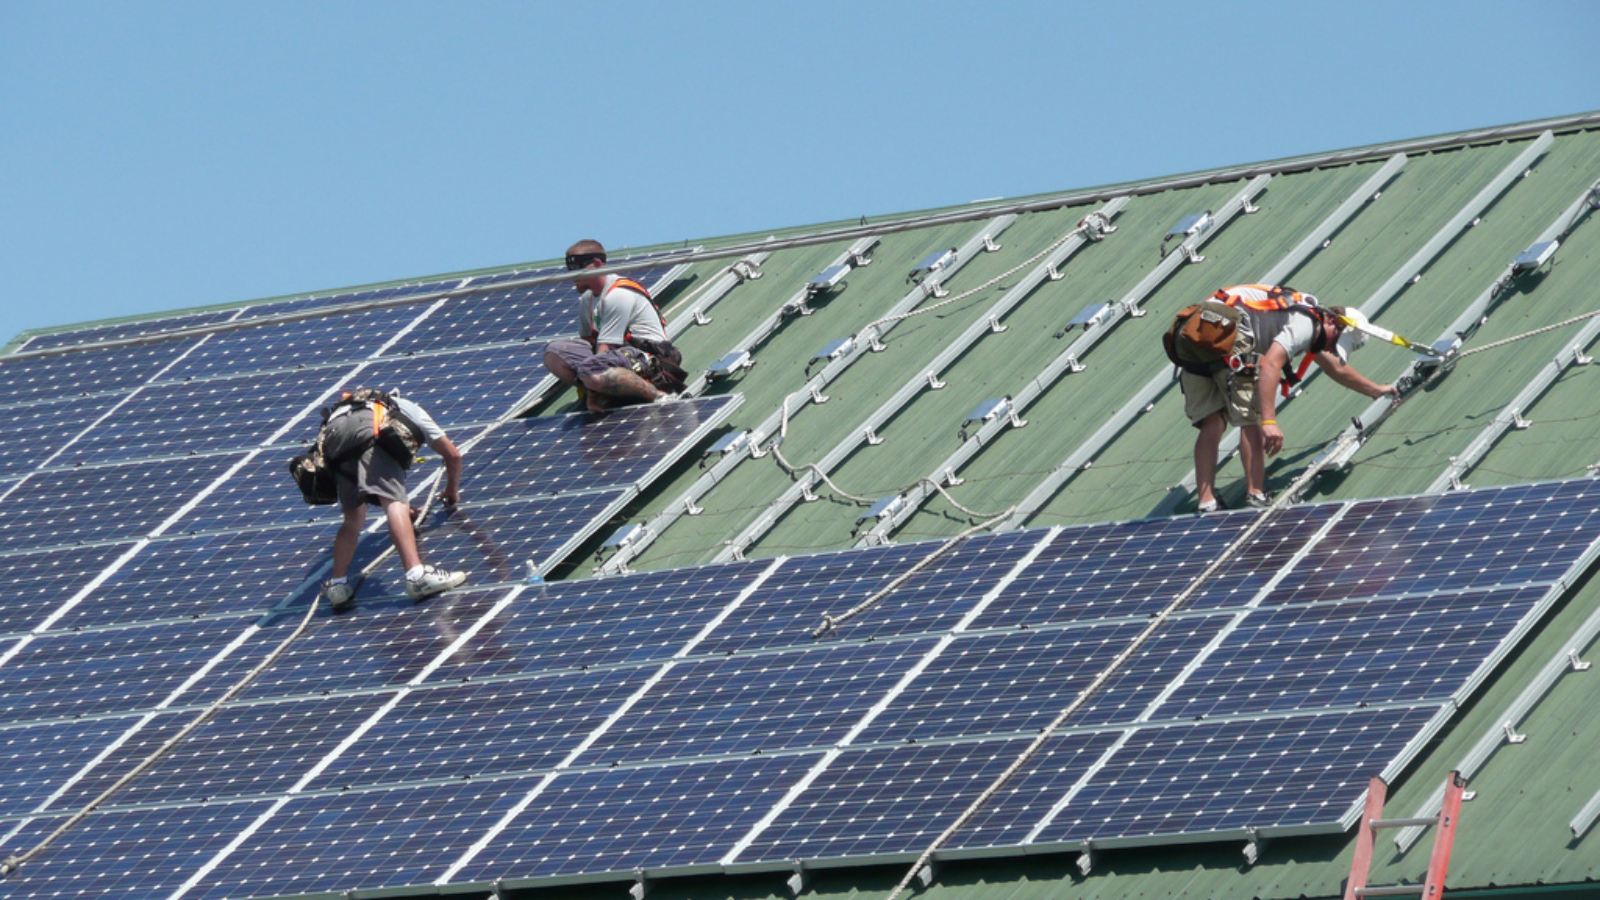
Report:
1260,419,1277,425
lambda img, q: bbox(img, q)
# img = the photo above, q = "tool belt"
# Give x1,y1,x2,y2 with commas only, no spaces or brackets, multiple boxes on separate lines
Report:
627,337,688,394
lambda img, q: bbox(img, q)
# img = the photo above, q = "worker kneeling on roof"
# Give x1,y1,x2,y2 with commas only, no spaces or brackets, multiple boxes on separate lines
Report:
543,239,687,413
1165,285,1397,513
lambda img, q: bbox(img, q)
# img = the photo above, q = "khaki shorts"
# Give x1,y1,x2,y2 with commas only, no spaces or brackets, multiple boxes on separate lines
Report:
1180,369,1260,428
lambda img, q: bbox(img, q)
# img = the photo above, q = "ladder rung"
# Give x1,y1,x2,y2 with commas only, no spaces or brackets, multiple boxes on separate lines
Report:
1371,817,1437,829
1356,885,1424,898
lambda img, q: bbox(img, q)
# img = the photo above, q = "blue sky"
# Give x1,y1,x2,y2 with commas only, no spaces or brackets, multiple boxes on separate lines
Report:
3,0,1596,341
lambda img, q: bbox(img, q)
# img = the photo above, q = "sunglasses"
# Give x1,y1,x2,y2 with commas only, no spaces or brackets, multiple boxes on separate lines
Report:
565,252,607,271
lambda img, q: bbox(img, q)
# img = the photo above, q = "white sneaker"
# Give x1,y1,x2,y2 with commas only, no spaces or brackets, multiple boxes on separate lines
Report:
322,580,356,609
405,565,466,600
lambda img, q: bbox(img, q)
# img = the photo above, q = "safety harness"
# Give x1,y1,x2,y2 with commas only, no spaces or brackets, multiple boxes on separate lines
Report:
599,278,688,393
1164,284,1343,396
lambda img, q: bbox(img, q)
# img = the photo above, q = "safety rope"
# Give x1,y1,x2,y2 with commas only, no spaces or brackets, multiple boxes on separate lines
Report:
1454,308,1600,359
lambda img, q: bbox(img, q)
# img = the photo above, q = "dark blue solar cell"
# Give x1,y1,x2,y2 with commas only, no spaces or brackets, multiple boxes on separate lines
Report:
168,451,355,534
0,615,271,723
308,668,653,792
1033,706,1442,843
0,542,136,637
1156,584,1554,719
52,368,347,467
163,304,424,381
57,532,302,632
1189,503,1341,610
425,561,769,682
459,752,822,881
972,513,1254,630
20,312,235,351
188,778,538,900
0,455,244,554
465,396,742,501
857,616,1230,744
239,586,520,700
698,531,1041,656
0,338,201,408
349,492,630,601
948,731,1127,851
387,281,573,356
734,737,1045,862
87,693,394,807
586,638,938,766
0,800,277,900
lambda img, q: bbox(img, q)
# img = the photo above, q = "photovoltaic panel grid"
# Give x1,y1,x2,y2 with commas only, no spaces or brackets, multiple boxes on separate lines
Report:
2,471,1598,898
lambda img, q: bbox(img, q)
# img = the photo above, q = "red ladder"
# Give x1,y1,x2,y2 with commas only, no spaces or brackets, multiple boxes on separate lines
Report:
1345,771,1467,900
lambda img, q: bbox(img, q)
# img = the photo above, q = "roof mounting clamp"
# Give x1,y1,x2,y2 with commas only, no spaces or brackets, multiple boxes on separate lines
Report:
630,867,651,900
1511,410,1531,430
799,481,819,503
782,297,816,317
915,860,940,888
692,307,714,326
1242,196,1260,214
707,350,755,380
925,371,947,390
1045,262,1066,281
1568,648,1592,671
787,860,807,897
864,426,885,446
703,430,754,466
1503,721,1528,744
849,246,875,267
987,314,1008,333
943,467,965,486
731,259,764,282
1057,302,1111,338
806,264,850,297
1574,351,1593,367
806,337,856,376
809,384,831,404
981,234,1002,253
1077,841,1097,876
751,432,779,459
959,396,1025,440
908,248,958,285
1079,211,1117,241
1242,828,1268,866
1161,211,1214,260
683,498,703,516
1120,299,1147,318
595,523,646,562
1512,239,1559,277
852,494,906,535
923,280,951,300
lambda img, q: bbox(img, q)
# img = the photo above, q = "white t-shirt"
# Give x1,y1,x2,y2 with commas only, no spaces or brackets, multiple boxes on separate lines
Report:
578,275,668,346
391,395,446,443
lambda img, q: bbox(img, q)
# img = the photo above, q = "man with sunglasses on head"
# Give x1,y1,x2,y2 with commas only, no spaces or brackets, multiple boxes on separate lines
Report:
1176,285,1396,513
542,239,684,412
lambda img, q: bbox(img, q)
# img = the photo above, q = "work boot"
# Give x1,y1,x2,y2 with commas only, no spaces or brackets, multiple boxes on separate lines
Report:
321,580,356,609
405,565,467,600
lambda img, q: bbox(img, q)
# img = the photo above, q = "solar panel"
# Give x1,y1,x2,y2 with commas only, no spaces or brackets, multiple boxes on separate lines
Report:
455,753,824,882
1027,706,1444,845
306,669,653,792
18,313,235,352
319,344,554,427
2,397,115,479
50,369,345,467
0,542,134,637
0,338,201,408
1,455,244,554
585,638,939,766
161,304,424,381
0,715,162,819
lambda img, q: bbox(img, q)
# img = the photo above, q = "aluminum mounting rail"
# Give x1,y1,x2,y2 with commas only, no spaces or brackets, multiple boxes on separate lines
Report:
678,238,880,399
596,215,1017,574
1159,134,1558,508
663,250,773,332
857,175,1270,544
714,198,1129,562
1425,184,1600,493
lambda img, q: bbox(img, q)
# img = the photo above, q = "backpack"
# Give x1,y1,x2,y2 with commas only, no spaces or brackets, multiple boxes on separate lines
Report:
1163,299,1243,376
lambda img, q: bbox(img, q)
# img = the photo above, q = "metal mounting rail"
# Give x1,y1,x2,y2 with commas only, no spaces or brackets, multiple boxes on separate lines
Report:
1302,144,1600,484
714,199,1129,561
596,215,1017,574
857,175,1271,544
663,250,773,334
678,238,880,399
1160,133,1557,508
1425,182,1600,493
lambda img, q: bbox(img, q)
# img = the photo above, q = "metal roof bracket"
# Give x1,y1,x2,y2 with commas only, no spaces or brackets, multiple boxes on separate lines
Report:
1569,648,1592,671
1080,210,1117,240
1242,827,1268,866
786,860,807,896
864,426,884,446
731,259,764,282
982,234,1002,253
943,468,965,487
915,859,940,889
809,385,831,404
926,371,947,390
629,868,651,900
799,481,819,503
987,314,1008,333
1076,841,1097,876
1502,721,1528,744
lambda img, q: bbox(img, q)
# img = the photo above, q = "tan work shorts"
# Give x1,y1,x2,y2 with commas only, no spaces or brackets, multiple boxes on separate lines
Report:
1180,368,1260,428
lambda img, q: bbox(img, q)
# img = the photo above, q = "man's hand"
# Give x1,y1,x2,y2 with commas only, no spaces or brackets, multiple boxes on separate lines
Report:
1374,382,1399,400
440,487,460,507
408,505,422,523
1262,421,1286,456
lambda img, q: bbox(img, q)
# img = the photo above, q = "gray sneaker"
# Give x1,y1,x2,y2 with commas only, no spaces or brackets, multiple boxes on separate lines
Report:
322,580,356,609
1246,492,1272,509
405,565,466,600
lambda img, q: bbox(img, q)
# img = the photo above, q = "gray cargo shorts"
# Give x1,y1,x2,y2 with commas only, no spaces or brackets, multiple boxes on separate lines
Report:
323,409,409,510
1180,368,1260,427
544,337,653,380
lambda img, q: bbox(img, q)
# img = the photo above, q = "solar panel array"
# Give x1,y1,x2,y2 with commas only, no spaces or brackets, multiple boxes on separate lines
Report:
2,459,1598,898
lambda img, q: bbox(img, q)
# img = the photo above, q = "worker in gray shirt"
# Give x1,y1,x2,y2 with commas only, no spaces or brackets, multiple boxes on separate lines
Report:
543,239,685,412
